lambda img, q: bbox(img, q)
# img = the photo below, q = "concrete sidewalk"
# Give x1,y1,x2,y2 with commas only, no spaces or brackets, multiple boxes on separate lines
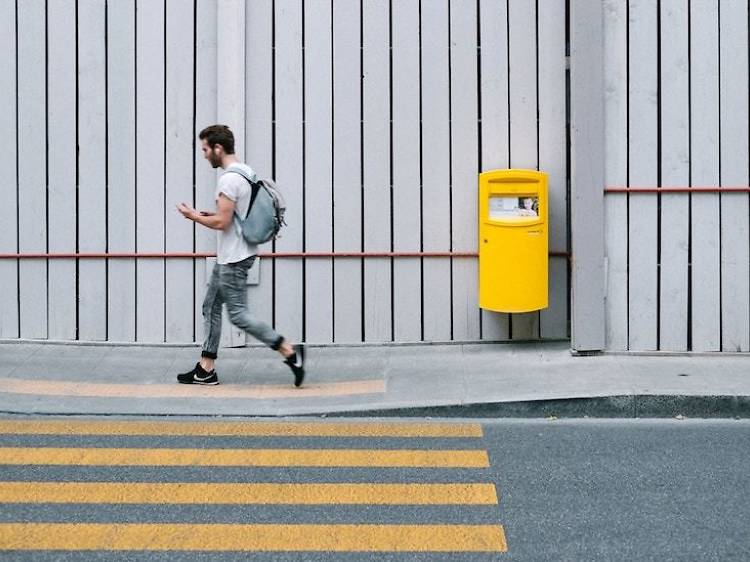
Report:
0,341,748,418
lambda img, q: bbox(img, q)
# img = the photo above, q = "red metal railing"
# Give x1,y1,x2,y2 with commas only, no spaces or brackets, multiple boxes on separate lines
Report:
605,186,750,194
0,251,570,260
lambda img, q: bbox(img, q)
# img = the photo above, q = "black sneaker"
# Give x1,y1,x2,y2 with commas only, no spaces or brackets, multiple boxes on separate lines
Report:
177,362,219,385
284,344,305,387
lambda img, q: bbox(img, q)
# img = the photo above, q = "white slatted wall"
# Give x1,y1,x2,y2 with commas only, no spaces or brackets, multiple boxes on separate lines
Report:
603,0,750,351
1,0,570,346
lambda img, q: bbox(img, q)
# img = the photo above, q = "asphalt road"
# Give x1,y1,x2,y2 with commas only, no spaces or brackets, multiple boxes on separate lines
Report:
0,417,747,561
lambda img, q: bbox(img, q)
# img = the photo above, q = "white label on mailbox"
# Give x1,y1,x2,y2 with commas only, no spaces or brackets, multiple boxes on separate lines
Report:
489,196,538,218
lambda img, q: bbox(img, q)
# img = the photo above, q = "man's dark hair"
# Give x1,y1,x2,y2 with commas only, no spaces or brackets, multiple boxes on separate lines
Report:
199,124,235,154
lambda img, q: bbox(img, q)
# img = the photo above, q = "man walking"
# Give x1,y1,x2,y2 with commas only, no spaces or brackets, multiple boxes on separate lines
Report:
176,124,305,387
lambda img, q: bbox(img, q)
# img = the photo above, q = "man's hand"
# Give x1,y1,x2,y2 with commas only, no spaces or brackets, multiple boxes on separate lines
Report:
177,196,233,231
177,202,198,221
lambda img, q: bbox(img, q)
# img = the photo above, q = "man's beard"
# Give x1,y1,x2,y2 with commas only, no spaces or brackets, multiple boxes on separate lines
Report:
209,154,222,168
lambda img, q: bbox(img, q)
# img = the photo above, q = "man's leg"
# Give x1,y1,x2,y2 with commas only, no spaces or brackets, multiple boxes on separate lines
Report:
221,257,305,386
177,264,222,385
200,264,224,369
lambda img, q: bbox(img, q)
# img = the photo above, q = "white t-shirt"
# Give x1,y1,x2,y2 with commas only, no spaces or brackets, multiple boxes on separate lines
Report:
215,163,259,264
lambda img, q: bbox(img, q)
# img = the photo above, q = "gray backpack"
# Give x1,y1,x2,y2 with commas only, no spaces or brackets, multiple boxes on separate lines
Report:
225,168,286,245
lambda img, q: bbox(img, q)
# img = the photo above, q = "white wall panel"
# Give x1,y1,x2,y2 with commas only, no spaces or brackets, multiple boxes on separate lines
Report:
47,0,77,340
17,0,47,339
135,0,166,343
217,0,246,348
627,0,658,351
107,0,137,343
719,0,749,352
0,0,18,338
421,0,452,342
392,0,422,343
165,0,195,343
450,0,480,341
690,0,720,351
274,0,304,343
659,0,689,351
194,0,216,343
332,0,362,342
78,0,107,341
539,0,568,339
304,0,334,343
603,0,628,350
244,0,273,344
570,0,606,351
363,0,392,342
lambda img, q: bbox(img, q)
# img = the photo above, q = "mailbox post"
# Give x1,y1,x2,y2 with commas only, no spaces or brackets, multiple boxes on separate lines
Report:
478,169,549,313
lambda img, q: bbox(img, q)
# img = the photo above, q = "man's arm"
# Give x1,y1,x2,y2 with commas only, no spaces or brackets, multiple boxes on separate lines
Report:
177,194,235,230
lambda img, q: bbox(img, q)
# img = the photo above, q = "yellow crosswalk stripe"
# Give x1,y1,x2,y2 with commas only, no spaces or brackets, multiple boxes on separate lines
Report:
0,447,490,468
0,377,386,399
0,523,508,552
0,481,498,505
0,419,482,438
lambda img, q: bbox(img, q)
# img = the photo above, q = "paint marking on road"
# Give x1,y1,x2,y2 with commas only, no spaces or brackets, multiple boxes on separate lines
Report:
0,447,490,468
0,419,483,438
0,523,508,552
0,482,498,505
0,377,385,399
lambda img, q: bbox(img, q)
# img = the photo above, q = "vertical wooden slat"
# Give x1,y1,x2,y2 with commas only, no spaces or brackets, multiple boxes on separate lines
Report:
391,0,421,343
217,1,246,160
107,0,136,343
135,0,165,343
478,0,510,341
538,0,568,340
332,0,362,342
47,0,77,340
194,0,217,344
719,0,749,352
507,0,539,339
78,0,107,341
690,0,720,351
216,0,245,348
245,0,273,343
450,0,479,341
627,0,658,351
17,0,47,339
192,4,216,344
165,0,195,342
421,0,452,342
659,0,689,351
363,0,392,342
603,0,628,350
0,0,18,338
274,0,304,342
304,0,334,343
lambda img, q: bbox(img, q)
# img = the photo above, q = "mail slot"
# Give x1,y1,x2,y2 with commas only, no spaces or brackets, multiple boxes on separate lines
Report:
478,169,548,313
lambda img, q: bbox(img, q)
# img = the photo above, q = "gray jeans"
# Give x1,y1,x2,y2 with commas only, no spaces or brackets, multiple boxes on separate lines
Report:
201,256,283,359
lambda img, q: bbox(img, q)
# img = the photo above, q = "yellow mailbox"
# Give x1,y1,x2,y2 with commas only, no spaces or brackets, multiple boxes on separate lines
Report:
478,169,548,313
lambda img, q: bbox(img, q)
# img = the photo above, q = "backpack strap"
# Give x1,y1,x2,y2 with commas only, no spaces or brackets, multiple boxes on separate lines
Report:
224,169,261,220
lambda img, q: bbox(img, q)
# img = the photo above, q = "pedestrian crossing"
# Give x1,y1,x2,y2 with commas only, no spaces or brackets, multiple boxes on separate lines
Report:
0,419,507,556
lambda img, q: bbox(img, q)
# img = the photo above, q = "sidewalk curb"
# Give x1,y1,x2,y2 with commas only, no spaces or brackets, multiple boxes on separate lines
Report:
325,395,750,419
1,395,747,420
